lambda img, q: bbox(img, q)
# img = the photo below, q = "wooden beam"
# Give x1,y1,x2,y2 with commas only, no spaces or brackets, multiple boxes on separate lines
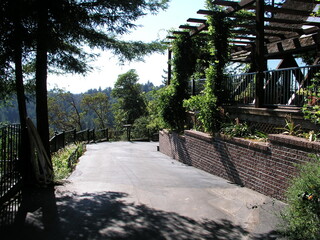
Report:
231,29,286,38
232,35,257,40
231,15,320,27
265,17,320,27
213,0,316,16
256,5,314,17
167,49,172,85
187,18,207,24
197,9,213,15
230,40,254,44
172,31,189,35
235,23,308,34
255,0,265,108
291,0,318,3
212,0,256,15
179,25,198,30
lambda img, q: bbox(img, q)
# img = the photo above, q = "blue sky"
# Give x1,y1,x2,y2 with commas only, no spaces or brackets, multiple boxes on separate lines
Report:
47,0,207,93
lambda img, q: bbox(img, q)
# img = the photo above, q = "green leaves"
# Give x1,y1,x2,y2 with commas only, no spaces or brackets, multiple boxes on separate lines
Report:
81,92,109,129
111,69,146,126
302,74,320,125
281,155,320,239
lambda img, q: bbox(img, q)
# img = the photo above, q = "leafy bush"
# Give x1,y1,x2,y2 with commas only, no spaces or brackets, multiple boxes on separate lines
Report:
52,143,85,181
131,116,150,140
281,154,320,239
218,118,267,141
183,91,220,133
220,121,251,138
302,74,320,125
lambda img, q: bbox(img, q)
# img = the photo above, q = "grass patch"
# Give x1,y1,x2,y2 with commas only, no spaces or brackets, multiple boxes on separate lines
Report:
52,142,85,181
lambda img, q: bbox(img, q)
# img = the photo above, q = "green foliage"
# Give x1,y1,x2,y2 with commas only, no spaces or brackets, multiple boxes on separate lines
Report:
112,69,147,126
183,92,219,133
52,142,85,181
302,74,320,125
278,115,302,136
81,92,109,129
219,119,267,141
48,88,84,132
281,154,320,239
183,2,232,134
220,121,251,138
159,33,197,132
206,2,231,105
131,116,150,140
301,130,320,142
146,88,168,132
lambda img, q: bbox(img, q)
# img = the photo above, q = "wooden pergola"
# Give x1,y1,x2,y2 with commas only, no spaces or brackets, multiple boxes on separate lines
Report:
167,0,320,107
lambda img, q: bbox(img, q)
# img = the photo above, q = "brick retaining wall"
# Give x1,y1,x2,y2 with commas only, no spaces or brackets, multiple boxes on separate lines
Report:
159,129,320,201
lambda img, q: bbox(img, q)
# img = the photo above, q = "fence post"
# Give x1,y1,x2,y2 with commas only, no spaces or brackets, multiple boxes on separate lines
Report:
73,129,76,143
93,129,95,143
54,131,58,152
87,129,90,143
62,131,65,149
192,79,195,96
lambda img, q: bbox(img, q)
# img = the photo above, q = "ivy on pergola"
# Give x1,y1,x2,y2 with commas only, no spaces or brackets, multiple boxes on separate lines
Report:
167,0,320,108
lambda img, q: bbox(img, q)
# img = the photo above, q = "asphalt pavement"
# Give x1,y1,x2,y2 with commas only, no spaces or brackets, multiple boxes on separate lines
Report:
11,141,286,239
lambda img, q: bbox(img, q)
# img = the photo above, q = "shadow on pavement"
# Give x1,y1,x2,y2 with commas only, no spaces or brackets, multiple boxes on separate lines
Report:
3,190,282,240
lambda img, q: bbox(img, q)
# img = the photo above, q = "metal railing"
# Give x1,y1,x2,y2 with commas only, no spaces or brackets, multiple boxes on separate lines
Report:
189,78,206,95
0,124,22,227
190,65,320,107
50,128,108,153
264,65,320,106
225,72,256,105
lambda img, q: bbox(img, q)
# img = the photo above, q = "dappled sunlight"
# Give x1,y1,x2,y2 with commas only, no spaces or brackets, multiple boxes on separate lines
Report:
5,190,281,240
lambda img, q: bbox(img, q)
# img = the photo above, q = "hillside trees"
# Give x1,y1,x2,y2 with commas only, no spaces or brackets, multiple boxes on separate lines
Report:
81,92,109,129
48,88,83,132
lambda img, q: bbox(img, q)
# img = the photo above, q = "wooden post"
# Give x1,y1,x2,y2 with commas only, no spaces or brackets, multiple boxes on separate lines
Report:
167,49,172,85
73,129,76,143
255,0,265,108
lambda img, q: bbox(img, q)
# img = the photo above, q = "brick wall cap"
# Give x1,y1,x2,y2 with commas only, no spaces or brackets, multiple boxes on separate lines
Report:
184,130,213,142
217,133,269,152
269,134,320,152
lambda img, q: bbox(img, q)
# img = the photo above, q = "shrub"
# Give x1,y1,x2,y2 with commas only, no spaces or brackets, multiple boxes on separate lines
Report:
302,74,320,125
52,143,85,181
280,154,320,239
131,116,150,140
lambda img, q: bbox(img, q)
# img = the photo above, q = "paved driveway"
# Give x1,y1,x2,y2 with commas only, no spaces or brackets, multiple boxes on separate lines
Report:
19,141,285,239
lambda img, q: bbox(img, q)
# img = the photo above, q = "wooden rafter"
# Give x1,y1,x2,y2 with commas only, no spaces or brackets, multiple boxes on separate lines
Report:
166,0,320,62
187,18,207,24
179,25,198,30
212,0,316,17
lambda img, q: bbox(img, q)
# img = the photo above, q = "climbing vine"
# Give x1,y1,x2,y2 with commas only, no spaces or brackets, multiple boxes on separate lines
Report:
159,33,200,132
184,2,231,133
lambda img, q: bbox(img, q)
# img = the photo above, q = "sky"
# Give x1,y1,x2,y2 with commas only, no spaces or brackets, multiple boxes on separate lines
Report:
47,0,207,94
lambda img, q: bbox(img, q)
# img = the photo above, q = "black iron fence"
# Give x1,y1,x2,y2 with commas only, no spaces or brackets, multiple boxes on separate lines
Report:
190,65,320,107
50,128,108,153
49,126,158,153
0,124,22,227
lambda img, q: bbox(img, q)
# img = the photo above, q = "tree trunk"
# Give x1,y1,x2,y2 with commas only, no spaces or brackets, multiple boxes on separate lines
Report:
35,0,51,159
13,0,32,183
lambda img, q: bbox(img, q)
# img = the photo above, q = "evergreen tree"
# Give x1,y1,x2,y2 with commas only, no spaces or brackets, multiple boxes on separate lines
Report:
112,69,147,126
0,0,169,158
